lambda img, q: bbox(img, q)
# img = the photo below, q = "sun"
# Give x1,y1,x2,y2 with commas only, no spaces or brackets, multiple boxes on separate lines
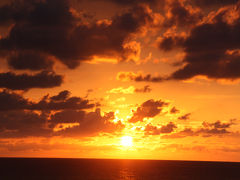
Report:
121,136,133,147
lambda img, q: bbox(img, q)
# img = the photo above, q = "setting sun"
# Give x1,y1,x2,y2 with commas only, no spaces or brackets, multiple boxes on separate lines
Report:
121,136,133,147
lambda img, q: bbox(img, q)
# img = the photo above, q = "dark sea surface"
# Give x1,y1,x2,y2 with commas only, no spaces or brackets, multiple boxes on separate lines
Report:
0,158,240,180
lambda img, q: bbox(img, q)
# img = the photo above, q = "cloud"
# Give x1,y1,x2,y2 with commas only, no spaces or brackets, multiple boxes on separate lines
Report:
166,3,240,81
50,110,85,125
108,86,135,94
197,120,236,136
34,97,92,111
161,128,196,138
144,122,177,135
0,0,159,69
191,0,238,8
157,32,186,51
55,108,125,137
103,0,158,6
128,99,169,123
7,51,54,71
0,110,52,138
163,0,203,27
122,2,240,83
117,72,165,82
162,120,236,138
134,85,152,93
202,120,234,129
108,85,151,94
0,90,95,111
170,107,179,114
178,113,191,120
0,91,124,138
0,90,31,111
0,71,63,90
0,108,125,138
0,89,125,138
50,90,70,101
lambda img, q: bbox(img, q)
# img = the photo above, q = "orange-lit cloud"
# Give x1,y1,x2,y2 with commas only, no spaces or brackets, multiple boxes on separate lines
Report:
108,85,151,94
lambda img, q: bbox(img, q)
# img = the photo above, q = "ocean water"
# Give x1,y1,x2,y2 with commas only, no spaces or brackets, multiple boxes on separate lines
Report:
0,158,239,180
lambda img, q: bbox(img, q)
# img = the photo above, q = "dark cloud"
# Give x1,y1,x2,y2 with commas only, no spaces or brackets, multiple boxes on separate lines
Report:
126,2,240,82
117,72,165,82
0,108,125,138
170,107,179,114
198,120,236,136
144,122,177,135
105,0,205,30
163,0,203,27
50,110,85,125
192,0,238,7
0,90,94,111
33,91,95,111
105,0,158,6
167,3,240,80
7,51,54,71
178,113,191,120
128,99,169,123
162,120,236,138
0,110,51,138
0,90,31,111
161,128,196,138
202,120,234,129
0,89,125,138
0,0,29,26
0,0,158,69
50,90,70,101
134,85,152,93
0,71,63,90
55,108,125,137
158,33,186,51
160,122,177,133
134,74,165,82
0,4,13,26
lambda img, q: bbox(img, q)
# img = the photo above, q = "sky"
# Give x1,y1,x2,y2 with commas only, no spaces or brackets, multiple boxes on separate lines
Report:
0,0,240,162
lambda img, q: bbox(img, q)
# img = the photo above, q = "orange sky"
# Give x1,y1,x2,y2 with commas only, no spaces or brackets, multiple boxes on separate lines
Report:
0,0,240,162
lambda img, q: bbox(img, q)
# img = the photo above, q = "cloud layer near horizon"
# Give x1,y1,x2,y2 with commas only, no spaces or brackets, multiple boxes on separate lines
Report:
0,90,125,138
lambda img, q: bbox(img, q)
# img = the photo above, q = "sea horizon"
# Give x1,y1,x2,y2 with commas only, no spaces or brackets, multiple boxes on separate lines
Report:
1,157,240,163
1,157,240,180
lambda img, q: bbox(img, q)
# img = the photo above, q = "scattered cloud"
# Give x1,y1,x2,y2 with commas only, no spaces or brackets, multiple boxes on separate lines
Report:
57,108,125,137
108,85,151,94
0,71,63,90
117,72,165,82
170,107,180,114
134,85,152,93
0,90,94,111
162,120,237,138
0,90,124,138
128,99,169,123
178,113,191,120
144,122,177,135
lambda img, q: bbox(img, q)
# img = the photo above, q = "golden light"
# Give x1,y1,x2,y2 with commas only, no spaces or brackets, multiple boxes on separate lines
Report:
121,136,133,147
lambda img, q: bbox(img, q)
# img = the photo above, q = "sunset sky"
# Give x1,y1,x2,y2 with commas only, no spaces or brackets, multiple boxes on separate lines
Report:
0,0,240,162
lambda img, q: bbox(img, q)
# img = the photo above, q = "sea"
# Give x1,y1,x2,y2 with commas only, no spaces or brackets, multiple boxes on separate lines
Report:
0,158,239,180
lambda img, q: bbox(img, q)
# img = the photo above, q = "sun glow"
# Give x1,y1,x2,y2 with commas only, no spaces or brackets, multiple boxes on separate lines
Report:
121,136,133,147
